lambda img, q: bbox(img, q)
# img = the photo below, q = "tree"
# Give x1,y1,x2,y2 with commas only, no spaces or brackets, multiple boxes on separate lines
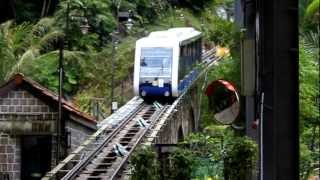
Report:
301,0,319,31
299,33,319,178
0,18,63,82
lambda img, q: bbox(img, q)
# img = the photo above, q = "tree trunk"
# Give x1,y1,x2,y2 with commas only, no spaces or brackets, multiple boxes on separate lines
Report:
9,0,16,19
41,0,47,17
45,0,51,16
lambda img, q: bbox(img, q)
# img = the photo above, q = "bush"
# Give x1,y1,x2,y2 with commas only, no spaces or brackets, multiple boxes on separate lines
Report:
223,136,258,180
167,148,196,180
130,146,160,180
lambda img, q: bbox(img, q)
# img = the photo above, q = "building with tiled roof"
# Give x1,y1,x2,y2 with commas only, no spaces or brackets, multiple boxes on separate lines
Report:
0,74,97,179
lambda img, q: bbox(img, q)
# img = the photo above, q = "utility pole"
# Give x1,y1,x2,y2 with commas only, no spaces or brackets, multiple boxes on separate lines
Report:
57,36,64,164
110,0,122,113
66,0,70,50
258,0,299,178
237,0,299,178
110,33,117,113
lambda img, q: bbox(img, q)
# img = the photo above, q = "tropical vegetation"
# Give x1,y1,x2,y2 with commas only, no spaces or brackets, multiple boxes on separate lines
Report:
0,0,318,179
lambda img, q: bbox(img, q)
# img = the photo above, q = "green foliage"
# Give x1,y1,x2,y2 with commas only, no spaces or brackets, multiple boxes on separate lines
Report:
299,38,319,126
130,146,160,180
182,131,257,179
21,51,87,94
130,131,257,179
304,0,320,26
300,126,320,179
54,0,115,50
183,132,225,178
0,21,31,81
167,148,196,180
129,0,159,24
0,18,63,82
14,0,43,22
208,17,239,48
223,136,258,179
300,0,319,32
173,0,214,12
299,31,319,178
305,0,320,18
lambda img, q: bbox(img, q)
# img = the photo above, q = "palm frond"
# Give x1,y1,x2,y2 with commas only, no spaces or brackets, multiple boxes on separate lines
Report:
0,20,14,35
38,30,64,51
305,0,320,20
303,29,320,48
31,17,55,37
5,48,38,79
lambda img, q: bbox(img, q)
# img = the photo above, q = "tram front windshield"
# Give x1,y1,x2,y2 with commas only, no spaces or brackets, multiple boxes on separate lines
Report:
140,47,172,79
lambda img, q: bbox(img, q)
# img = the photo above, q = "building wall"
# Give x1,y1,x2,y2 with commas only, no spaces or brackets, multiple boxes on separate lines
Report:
0,88,57,134
49,121,95,169
0,88,96,179
66,120,95,152
0,133,20,180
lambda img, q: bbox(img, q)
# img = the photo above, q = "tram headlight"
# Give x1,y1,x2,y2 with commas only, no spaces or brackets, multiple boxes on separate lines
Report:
141,91,147,97
164,91,170,97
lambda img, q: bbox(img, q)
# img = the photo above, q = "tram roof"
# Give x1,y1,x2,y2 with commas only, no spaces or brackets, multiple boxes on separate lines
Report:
137,27,202,46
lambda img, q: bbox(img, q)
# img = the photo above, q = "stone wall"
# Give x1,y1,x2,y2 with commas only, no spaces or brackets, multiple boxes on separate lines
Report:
66,120,94,152
0,88,57,134
0,133,20,180
155,80,202,144
0,87,96,179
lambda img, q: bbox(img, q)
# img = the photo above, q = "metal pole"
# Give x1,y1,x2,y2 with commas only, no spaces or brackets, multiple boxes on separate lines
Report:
169,5,174,28
117,0,121,33
110,0,121,113
66,0,70,50
121,81,124,105
57,36,64,164
110,34,116,113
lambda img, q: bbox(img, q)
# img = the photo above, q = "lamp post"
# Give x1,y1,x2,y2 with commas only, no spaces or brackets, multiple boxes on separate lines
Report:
110,32,118,114
56,36,64,165
110,9,133,113
56,8,90,165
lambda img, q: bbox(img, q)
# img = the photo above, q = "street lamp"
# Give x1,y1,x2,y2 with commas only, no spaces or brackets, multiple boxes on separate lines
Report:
56,8,90,165
110,31,118,114
80,18,90,34
125,17,134,30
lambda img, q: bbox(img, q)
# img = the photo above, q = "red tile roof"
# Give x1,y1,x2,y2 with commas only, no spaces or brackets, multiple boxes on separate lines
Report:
0,73,96,127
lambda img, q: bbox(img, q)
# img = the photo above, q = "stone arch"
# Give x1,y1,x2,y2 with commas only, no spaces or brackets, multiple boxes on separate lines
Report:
177,126,184,142
189,106,196,132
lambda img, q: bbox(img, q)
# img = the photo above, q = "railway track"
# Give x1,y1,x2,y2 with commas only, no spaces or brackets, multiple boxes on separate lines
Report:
43,101,168,180
42,48,218,180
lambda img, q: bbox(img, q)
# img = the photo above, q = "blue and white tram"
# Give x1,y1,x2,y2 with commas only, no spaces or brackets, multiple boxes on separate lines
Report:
133,27,202,99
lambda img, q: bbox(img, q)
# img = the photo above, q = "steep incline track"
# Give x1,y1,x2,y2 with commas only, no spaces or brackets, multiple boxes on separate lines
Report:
43,101,168,180
43,48,218,180
73,104,155,179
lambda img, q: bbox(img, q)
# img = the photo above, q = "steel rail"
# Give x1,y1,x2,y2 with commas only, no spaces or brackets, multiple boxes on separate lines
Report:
142,47,220,146
42,48,219,180
109,105,170,179
61,104,148,180
42,97,143,180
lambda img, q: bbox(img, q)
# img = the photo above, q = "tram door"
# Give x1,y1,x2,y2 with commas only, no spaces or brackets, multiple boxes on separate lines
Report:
21,136,52,180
